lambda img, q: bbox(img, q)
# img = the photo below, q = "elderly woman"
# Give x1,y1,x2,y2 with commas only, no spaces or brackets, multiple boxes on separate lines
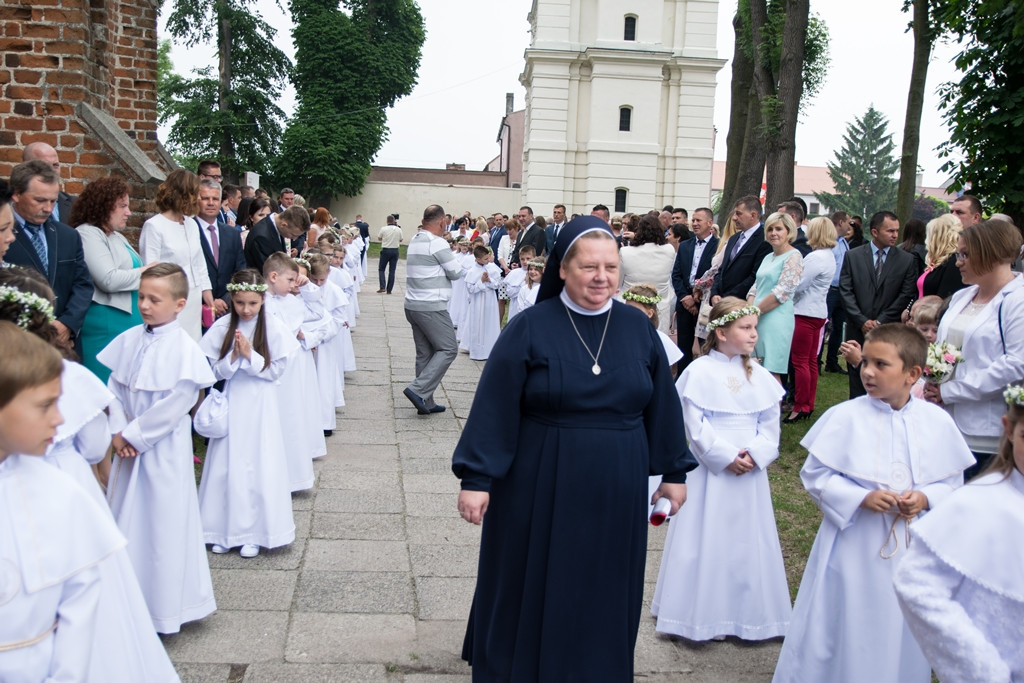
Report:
70,177,148,382
618,213,677,333
925,219,1024,479
785,216,837,422
453,217,695,681
919,213,965,298
748,212,803,382
139,169,214,341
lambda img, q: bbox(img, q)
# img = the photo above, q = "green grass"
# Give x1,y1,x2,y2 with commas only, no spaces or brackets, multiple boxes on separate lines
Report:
770,367,850,598
367,242,408,259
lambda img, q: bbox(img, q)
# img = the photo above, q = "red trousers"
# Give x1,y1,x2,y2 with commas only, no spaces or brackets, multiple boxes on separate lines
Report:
790,315,826,413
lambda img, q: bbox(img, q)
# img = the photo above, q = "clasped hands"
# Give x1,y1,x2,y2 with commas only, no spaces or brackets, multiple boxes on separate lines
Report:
726,450,754,476
861,489,928,518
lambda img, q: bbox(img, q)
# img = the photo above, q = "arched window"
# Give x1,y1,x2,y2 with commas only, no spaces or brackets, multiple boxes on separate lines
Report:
624,15,637,41
615,188,628,213
619,106,632,132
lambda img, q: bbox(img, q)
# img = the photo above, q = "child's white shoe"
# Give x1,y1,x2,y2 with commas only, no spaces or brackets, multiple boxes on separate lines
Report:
211,544,230,554
240,544,260,558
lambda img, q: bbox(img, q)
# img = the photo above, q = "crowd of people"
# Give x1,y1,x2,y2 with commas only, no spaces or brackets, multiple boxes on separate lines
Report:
1,139,1023,682
0,148,369,680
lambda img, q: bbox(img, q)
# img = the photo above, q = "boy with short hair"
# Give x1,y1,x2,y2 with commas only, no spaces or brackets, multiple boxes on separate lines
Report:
503,244,536,320
773,323,975,682
460,245,501,360
99,262,218,634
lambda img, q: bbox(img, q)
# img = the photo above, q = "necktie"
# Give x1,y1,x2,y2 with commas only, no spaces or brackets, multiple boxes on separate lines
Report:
208,223,220,265
25,223,48,271
729,234,744,261
875,249,885,280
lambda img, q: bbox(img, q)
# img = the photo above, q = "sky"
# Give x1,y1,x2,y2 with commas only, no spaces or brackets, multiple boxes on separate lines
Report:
159,0,964,186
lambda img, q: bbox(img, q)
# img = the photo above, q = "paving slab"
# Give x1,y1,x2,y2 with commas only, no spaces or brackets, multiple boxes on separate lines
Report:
210,569,298,611
161,610,290,663
295,570,416,613
286,613,418,664
404,517,482,546
243,662,391,682
408,544,479,578
414,577,476,620
311,511,407,541
304,539,410,572
173,662,233,682
314,487,406,514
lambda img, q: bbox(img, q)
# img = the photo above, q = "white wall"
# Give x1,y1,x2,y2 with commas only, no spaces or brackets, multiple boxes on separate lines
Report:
329,181,522,241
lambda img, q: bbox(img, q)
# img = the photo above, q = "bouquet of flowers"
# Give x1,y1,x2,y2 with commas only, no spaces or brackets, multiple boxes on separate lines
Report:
923,342,963,384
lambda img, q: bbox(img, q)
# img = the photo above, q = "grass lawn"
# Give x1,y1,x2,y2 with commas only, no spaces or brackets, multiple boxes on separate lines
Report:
367,242,408,259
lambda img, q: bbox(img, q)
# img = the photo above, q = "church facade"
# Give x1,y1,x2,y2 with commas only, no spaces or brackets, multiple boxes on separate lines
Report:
520,0,724,214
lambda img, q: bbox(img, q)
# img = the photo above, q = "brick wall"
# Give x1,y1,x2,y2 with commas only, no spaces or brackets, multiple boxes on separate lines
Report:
0,0,172,227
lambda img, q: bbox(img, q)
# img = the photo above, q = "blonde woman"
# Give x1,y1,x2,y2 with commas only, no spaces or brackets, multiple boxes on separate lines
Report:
920,213,965,298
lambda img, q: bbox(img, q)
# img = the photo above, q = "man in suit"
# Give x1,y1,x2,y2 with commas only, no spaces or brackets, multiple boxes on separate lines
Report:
219,183,241,227
513,206,545,266
545,204,566,256
277,188,295,213
244,205,310,272
671,208,692,242
672,207,718,369
838,210,919,398
488,212,507,256
22,142,75,224
196,179,246,319
710,195,773,305
6,160,93,347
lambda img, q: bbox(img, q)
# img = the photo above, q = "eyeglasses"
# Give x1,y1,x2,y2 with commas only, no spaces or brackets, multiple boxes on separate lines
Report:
200,173,223,181
955,251,970,261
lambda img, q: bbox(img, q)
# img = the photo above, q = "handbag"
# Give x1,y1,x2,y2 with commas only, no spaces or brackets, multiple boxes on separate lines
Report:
697,296,713,328
193,388,229,439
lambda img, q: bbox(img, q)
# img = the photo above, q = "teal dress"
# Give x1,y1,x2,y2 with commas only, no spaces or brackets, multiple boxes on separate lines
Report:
80,244,144,383
751,249,802,374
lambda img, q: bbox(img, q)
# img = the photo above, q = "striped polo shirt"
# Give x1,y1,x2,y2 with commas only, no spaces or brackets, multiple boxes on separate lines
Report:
404,229,463,311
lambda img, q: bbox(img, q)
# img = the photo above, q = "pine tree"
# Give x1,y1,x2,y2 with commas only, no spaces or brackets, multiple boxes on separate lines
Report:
277,0,425,202
815,106,899,220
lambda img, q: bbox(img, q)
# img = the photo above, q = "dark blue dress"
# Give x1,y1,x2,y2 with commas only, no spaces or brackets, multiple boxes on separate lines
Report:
453,297,695,682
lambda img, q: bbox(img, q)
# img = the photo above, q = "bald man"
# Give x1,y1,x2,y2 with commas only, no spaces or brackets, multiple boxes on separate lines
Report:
22,142,75,224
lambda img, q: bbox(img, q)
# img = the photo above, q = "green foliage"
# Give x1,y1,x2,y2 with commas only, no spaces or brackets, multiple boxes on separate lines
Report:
159,0,292,180
935,0,1024,221
815,106,900,218
277,0,425,200
912,194,949,223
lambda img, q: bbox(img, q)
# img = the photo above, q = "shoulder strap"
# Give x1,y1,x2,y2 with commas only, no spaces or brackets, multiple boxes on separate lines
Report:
999,297,1006,354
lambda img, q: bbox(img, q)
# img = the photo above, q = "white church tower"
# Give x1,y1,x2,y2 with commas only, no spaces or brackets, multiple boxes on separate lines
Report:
520,0,725,215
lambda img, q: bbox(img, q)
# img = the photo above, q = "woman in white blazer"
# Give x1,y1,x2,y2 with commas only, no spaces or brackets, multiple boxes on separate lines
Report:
618,214,676,334
926,219,1024,478
71,177,148,382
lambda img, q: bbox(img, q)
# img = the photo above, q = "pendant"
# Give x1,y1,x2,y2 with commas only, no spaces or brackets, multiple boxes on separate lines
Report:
592,363,601,375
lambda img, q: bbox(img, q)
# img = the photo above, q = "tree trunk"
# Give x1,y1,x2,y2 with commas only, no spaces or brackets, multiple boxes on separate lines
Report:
735,93,767,206
896,0,931,235
718,12,755,226
217,2,236,181
764,0,808,211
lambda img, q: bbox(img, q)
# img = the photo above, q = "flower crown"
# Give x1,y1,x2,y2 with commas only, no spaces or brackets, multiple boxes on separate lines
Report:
1004,385,1024,407
293,257,311,270
527,259,546,269
226,282,268,293
623,290,661,306
707,305,760,332
0,285,56,329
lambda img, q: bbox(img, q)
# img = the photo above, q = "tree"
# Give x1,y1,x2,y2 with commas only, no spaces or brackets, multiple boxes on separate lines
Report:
717,1,830,224
912,194,949,222
159,0,292,181
815,106,900,219
277,0,425,202
936,0,1024,225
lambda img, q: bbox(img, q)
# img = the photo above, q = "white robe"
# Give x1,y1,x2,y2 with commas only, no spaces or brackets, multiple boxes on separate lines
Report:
265,290,326,489
313,280,348,431
448,252,472,332
461,262,501,360
894,468,1024,682
0,455,125,683
99,319,218,634
773,396,975,683
138,214,212,341
503,267,528,320
652,350,791,641
330,265,358,331
512,280,539,321
198,315,297,549
43,361,179,682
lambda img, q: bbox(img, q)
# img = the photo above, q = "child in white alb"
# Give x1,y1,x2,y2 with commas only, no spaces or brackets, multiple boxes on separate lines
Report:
651,297,791,641
99,263,217,634
306,253,347,433
330,245,359,330
893,384,1024,681
773,323,975,682
449,238,472,335
198,269,298,559
502,244,535,321
461,245,502,360
262,253,325,489
511,256,545,321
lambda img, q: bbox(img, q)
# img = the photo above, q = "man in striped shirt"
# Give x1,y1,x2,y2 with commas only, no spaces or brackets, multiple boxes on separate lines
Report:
403,204,464,415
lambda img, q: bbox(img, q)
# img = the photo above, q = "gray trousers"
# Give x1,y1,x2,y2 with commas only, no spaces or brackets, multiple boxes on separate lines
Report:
404,307,458,407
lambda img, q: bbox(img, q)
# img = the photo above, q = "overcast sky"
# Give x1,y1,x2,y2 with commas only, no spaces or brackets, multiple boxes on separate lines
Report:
160,0,963,186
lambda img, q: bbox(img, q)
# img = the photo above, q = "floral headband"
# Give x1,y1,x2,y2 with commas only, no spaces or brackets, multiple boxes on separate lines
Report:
226,282,268,293
293,257,311,271
1004,385,1024,407
707,305,760,332
0,285,55,329
527,259,546,269
623,290,661,306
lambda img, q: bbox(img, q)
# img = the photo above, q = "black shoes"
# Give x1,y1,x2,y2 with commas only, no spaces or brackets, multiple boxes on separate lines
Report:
783,411,813,424
403,388,430,414
428,404,446,413
824,364,848,375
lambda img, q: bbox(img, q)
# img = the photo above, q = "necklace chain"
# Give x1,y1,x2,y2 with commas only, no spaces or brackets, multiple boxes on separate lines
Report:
564,304,612,374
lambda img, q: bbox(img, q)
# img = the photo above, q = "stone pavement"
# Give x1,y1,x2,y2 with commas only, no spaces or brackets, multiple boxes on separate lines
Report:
164,261,781,682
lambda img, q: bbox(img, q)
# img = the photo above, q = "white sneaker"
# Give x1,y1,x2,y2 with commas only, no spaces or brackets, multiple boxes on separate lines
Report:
211,544,230,554
240,544,260,558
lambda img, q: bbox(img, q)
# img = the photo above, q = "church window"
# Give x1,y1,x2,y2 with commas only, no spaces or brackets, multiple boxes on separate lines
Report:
615,188,628,213
619,106,632,132
624,16,637,41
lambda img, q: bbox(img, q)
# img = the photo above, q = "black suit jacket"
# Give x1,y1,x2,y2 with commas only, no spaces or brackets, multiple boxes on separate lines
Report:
243,216,286,272
488,226,506,255
544,223,564,256
709,226,772,300
838,243,918,340
5,217,94,335
671,235,719,300
197,219,247,300
792,228,812,257
57,191,75,225
515,224,545,264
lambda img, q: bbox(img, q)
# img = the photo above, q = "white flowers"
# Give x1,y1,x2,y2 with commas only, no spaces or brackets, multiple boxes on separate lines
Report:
1004,384,1024,407
923,342,963,384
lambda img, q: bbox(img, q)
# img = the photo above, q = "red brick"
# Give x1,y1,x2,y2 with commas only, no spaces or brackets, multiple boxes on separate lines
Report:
59,135,78,147
5,84,42,99
45,71,84,86
63,27,86,42
5,116,43,131
18,53,59,69
0,6,31,21
14,69,40,84
0,100,11,114
134,120,157,131
79,152,113,166
5,22,22,37
41,8,87,24
47,41,85,56
0,38,31,51
12,100,33,115
64,181,84,195
0,71,10,85
76,166,108,180
68,121,86,134
0,131,16,146
20,133,58,146
61,85,87,101
57,150,76,164
0,148,22,162
42,102,73,116
63,56,85,72
21,24,58,40
45,117,67,131
113,108,138,120
83,137,101,151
